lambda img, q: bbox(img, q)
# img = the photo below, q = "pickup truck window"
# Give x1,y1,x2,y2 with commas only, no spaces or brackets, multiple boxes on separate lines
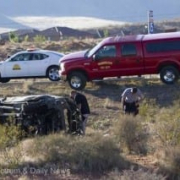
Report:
146,40,180,53
121,44,137,56
95,45,116,58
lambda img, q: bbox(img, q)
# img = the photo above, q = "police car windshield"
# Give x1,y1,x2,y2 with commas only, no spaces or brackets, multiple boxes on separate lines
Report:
5,58,10,62
86,42,102,58
5,56,13,62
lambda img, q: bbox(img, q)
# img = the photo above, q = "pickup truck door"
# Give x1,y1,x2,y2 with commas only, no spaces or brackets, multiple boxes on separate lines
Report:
118,43,144,76
90,45,120,78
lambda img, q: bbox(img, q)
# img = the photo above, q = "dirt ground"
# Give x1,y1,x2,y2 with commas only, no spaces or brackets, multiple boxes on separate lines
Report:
1,78,180,179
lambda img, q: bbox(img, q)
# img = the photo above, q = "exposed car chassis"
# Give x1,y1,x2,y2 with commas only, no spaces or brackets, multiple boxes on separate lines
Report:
0,94,82,135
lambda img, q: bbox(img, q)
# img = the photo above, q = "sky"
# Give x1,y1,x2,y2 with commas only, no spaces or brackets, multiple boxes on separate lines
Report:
0,0,179,32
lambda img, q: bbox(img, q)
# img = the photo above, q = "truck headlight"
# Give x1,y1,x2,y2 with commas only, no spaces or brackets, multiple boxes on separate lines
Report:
60,63,65,71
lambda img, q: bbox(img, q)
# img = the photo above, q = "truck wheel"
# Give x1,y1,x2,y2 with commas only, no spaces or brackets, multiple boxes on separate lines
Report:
68,72,87,90
160,66,179,84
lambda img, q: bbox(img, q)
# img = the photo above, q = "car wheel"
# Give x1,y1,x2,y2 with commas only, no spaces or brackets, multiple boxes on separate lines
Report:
47,66,60,81
160,66,179,84
68,72,87,90
0,78,10,83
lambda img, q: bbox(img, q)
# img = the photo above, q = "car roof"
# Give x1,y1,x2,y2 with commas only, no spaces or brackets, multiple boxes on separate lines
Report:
102,35,144,44
142,31,180,41
14,49,64,56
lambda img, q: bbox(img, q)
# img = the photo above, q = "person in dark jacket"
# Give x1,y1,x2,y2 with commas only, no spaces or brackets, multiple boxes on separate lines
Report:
70,91,90,135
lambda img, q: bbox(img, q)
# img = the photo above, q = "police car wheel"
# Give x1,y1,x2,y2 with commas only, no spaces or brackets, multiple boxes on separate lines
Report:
0,78,10,83
68,72,87,90
47,66,60,81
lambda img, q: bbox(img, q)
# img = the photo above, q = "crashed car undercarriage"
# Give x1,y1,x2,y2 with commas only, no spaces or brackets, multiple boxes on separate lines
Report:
0,94,82,135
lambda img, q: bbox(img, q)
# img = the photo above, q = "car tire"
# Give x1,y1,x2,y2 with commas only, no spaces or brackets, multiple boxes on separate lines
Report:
47,66,60,81
160,66,179,84
68,72,87,90
0,78,10,83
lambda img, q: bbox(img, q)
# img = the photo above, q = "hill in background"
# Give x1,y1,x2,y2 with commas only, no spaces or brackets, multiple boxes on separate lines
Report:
0,18,180,44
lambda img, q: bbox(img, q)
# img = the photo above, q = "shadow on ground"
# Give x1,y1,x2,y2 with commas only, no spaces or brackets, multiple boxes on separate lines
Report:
84,79,180,108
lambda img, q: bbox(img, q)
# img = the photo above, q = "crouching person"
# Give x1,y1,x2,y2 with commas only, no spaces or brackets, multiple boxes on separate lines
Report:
121,87,144,116
70,91,90,135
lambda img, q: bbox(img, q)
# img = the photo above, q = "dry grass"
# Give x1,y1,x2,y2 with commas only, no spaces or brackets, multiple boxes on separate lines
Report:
160,147,180,175
103,168,166,180
0,132,129,179
113,115,149,155
1,73,180,179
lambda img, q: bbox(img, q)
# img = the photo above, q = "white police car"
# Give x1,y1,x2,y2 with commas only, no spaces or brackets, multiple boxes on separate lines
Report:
0,49,64,83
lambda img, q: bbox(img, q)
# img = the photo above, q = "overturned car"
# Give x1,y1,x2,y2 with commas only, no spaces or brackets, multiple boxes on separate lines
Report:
0,94,82,135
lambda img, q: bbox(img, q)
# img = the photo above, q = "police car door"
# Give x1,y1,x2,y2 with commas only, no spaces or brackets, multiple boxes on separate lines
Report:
27,53,48,76
3,53,30,77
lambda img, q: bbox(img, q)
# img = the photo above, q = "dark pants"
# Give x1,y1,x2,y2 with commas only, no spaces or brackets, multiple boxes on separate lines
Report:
123,102,139,116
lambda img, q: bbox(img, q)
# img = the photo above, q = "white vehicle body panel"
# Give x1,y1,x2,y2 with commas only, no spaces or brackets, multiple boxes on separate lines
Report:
0,50,64,80
2,61,28,77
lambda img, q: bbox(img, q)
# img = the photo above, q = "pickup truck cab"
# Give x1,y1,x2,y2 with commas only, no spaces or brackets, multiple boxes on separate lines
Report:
59,32,180,90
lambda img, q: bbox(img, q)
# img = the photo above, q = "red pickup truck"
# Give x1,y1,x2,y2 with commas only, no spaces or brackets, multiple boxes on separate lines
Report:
59,32,180,90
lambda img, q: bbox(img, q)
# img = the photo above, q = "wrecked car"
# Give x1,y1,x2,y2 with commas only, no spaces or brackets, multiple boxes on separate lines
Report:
0,94,82,135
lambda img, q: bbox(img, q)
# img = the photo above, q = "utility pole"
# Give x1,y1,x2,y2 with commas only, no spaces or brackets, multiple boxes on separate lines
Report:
148,10,154,34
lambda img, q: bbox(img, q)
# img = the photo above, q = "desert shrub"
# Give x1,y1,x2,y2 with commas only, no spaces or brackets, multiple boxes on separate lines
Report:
139,98,159,122
0,117,23,149
33,35,46,43
26,133,129,172
68,135,127,172
92,118,112,131
158,146,180,179
0,145,23,169
9,32,19,43
155,102,180,146
103,29,109,37
151,100,180,179
23,35,29,42
0,119,24,176
114,116,149,154
22,80,34,93
103,168,166,180
156,118,180,146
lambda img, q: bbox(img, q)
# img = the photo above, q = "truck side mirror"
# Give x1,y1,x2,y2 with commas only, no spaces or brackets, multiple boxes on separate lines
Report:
93,54,100,61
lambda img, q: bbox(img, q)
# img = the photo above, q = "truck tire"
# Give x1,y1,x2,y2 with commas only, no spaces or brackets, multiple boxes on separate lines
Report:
68,72,87,90
160,66,179,84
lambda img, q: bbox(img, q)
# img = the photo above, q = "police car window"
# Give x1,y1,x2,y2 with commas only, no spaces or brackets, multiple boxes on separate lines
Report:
32,53,41,60
96,45,116,58
121,44,137,56
32,53,49,60
41,54,49,59
11,53,31,61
